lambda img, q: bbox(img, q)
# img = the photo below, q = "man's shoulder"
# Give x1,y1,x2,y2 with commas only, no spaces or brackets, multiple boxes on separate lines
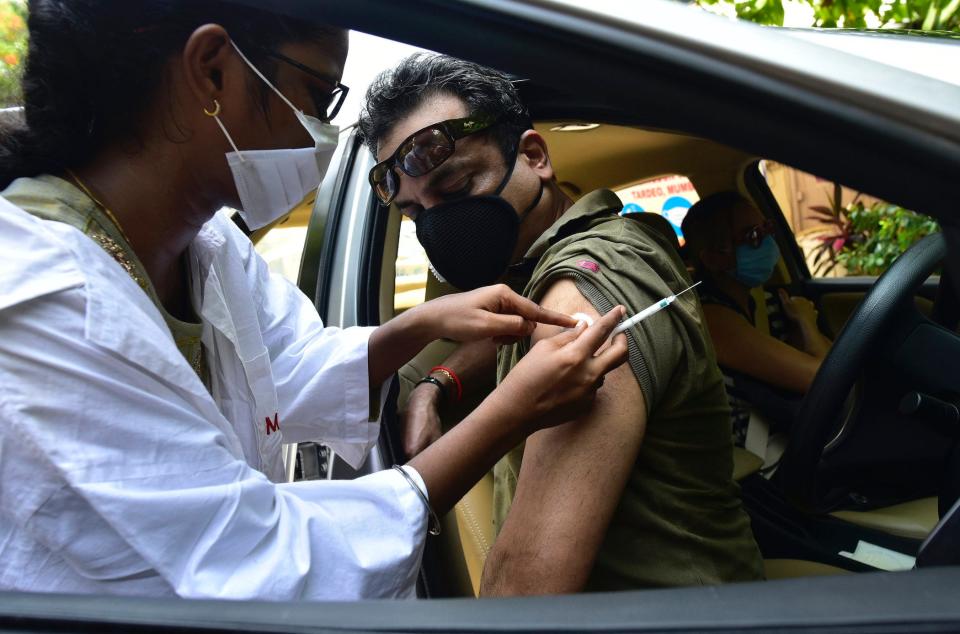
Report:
534,213,687,294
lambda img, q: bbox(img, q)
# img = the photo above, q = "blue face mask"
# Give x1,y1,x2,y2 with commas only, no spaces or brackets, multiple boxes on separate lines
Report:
733,235,780,288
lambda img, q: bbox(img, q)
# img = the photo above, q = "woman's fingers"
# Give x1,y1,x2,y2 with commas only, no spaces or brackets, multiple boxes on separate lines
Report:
532,304,579,329
591,332,629,375
494,286,578,329
478,313,535,339
550,320,588,347
572,306,626,354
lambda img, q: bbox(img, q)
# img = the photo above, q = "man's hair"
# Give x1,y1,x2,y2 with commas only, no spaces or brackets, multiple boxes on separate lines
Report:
357,53,533,161
681,191,749,274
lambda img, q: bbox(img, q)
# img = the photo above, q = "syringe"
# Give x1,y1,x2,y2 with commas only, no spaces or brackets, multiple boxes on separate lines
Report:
610,281,702,337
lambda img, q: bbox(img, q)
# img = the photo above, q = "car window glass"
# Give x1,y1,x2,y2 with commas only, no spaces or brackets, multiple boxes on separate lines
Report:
255,223,309,282
395,215,429,314
252,197,315,283
761,161,939,278
614,174,699,246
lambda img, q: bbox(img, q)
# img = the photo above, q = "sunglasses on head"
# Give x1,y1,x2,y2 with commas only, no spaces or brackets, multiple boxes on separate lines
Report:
369,114,500,206
737,219,777,248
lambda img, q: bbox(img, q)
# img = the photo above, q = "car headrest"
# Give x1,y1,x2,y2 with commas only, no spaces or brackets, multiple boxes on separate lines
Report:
628,211,682,256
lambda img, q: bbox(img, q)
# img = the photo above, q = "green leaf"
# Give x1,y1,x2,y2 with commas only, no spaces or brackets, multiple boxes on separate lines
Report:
923,0,942,29
941,0,960,25
735,0,787,25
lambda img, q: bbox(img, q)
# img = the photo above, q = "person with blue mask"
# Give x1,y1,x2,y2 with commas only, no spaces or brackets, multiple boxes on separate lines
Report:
682,192,833,447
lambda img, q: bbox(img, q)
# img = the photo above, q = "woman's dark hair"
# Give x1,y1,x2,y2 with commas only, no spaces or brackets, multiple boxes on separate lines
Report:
680,190,750,277
357,53,533,161
0,0,341,189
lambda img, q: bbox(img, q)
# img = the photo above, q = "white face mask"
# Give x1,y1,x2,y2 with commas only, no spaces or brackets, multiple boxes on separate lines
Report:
210,42,340,230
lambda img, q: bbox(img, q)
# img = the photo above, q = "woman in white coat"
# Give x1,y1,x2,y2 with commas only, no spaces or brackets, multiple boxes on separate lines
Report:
0,1,627,600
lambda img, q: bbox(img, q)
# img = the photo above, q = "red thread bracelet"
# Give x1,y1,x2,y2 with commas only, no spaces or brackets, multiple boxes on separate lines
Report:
430,365,463,402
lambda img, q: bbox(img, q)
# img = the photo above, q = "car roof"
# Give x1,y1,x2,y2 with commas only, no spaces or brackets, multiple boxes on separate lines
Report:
227,0,960,220
780,29,960,87
538,0,960,143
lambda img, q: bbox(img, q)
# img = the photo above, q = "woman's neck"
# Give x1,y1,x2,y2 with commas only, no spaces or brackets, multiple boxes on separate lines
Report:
713,272,753,316
73,145,221,318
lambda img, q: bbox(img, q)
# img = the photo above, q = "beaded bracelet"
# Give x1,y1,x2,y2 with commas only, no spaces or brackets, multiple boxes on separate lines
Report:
416,375,448,400
430,365,463,402
392,465,441,536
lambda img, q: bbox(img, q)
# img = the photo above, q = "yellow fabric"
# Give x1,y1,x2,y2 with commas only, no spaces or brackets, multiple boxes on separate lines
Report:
750,286,770,335
732,447,764,481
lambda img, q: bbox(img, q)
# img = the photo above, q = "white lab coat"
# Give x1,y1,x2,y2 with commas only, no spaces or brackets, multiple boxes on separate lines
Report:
0,188,426,600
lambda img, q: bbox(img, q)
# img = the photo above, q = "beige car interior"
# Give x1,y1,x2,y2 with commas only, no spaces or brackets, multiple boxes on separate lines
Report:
378,122,937,596
819,291,933,337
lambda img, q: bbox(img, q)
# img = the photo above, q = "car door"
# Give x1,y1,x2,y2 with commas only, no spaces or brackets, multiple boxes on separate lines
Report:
295,0,960,624
288,0,960,624
5,0,960,631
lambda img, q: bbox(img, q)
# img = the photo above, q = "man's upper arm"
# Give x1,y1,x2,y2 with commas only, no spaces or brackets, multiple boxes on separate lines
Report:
703,303,820,394
481,278,646,596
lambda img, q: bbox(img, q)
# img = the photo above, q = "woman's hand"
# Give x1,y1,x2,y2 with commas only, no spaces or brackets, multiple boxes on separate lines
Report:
406,306,629,516
413,284,578,344
778,289,832,358
400,383,443,458
493,306,629,434
778,289,819,328
369,286,574,388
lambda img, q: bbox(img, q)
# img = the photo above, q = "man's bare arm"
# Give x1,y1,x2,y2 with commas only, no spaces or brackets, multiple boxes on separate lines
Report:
402,339,497,457
480,279,645,596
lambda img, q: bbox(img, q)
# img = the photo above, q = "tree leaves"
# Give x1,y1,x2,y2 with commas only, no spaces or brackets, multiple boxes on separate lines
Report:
694,0,960,30
834,201,939,276
0,1,27,107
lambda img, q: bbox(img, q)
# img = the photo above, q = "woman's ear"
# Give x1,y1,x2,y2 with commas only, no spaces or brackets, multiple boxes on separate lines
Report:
518,129,554,181
180,24,234,113
701,246,734,274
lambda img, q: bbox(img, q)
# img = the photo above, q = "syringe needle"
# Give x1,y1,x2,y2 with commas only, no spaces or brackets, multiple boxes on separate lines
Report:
610,281,703,337
673,280,703,298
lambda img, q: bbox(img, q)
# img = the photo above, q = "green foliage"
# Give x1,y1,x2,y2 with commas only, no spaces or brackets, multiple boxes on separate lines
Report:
697,0,784,24
696,0,960,30
810,0,885,28
698,0,787,24
805,183,851,276
804,184,939,277
836,201,940,275
0,0,27,108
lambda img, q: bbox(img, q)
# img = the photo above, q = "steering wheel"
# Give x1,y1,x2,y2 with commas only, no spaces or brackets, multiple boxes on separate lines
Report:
777,233,951,513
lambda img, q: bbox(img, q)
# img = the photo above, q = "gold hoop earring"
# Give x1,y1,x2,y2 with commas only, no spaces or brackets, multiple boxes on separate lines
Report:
203,100,221,117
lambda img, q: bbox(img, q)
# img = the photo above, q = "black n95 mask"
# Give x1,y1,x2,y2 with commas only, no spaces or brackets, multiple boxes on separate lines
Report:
414,148,543,291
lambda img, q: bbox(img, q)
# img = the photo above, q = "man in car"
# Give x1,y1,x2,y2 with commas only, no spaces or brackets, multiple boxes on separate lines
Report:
358,54,763,595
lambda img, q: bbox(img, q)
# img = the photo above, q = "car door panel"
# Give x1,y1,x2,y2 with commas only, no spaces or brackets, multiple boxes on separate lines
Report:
3,568,960,632
802,277,937,338
218,0,959,629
